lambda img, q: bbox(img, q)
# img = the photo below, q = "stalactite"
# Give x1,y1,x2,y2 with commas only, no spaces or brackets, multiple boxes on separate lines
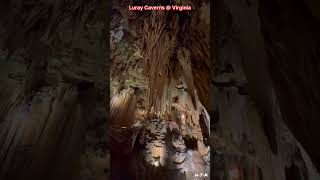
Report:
110,88,137,129
142,11,178,115
110,88,138,154
140,2,210,116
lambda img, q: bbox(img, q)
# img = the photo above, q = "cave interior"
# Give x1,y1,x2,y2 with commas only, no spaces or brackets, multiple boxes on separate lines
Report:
0,0,319,180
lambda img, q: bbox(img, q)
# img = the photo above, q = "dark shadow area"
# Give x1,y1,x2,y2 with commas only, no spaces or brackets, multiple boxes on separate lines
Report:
0,0,110,180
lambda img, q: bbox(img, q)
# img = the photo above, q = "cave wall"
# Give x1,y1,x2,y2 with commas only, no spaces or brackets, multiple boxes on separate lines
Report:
258,0,320,171
212,0,320,179
0,0,319,179
0,1,109,180
218,0,320,173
